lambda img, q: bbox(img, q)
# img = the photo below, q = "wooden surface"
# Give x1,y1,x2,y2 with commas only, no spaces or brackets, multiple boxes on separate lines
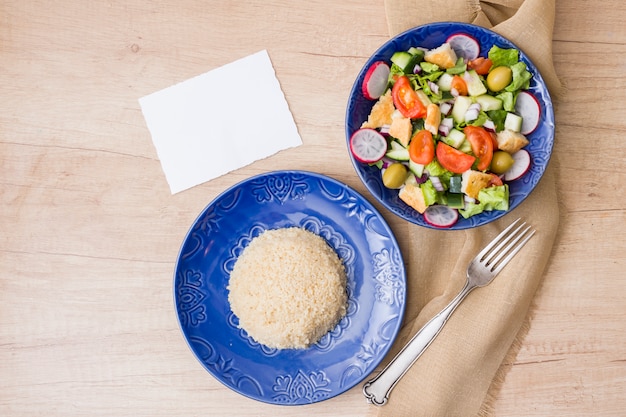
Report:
1,1,625,416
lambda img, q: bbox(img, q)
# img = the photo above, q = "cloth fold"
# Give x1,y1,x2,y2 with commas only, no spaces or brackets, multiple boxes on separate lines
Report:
369,1,562,416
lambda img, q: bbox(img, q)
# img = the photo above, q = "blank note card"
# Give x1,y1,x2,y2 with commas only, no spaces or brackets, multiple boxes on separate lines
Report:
139,50,302,194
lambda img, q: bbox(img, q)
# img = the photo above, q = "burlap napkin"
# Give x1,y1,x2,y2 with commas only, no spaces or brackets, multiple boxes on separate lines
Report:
368,0,562,416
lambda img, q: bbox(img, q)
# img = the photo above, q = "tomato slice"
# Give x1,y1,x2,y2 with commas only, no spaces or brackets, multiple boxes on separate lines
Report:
468,57,493,75
409,130,435,165
464,126,494,171
488,173,504,187
450,75,468,96
392,75,426,119
488,130,499,150
436,142,475,174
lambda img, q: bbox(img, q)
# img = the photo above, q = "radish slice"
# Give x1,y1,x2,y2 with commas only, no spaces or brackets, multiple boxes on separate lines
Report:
446,33,480,61
349,128,388,163
503,149,531,181
362,61,390,100
514,91,541,135
423,205,459,228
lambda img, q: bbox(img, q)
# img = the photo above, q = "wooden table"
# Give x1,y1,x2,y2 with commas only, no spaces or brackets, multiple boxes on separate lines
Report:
2,1,625,416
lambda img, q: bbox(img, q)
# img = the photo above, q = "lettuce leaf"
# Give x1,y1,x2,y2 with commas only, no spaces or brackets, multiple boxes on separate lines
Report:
415,71,444,101
458,201,484,218
488,46,519,68
496,91,515,112
419,61,440,73
479,184,510,211
425,159,448,177
459,185,509,218
420,180,439,206
486,110,508,131
467,111,490,128
505,62,532,92
388,63,404,82
425,160,453,185
446,57,467,75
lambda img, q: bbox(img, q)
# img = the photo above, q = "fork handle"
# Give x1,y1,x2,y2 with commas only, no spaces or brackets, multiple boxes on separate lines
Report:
363,280,474,406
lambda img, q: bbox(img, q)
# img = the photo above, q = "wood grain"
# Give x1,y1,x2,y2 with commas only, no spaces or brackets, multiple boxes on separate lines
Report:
1,0,625,416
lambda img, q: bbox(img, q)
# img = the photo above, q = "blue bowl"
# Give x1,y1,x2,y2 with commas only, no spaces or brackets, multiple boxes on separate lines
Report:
346,22,555,230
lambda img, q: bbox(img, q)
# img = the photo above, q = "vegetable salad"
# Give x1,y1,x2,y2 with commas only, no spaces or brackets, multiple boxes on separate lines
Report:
352,34,537,227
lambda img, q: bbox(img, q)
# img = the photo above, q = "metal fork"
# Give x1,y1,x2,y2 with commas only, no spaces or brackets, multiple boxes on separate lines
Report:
363,218,535,406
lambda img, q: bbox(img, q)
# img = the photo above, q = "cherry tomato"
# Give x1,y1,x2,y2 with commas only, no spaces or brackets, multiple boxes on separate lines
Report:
468,57,493,75
450,75,468,96
409,130,435,165
392,75,426,119
464,126,494,171
435,142,476,174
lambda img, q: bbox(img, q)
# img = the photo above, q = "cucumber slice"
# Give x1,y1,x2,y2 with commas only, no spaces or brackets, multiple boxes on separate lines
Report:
475,94,503,111
451,96,473,124
465,70,487,96
437,73,454,91
385,140,410,161
386,148,410,161
415,89,432,107
449,176,463,193
446,192,465,208
504,112,523,132
442,128,466,149
458,139,473,154
409,159,425,177
407,47,425,62
391,51,411,68
391,51,420,73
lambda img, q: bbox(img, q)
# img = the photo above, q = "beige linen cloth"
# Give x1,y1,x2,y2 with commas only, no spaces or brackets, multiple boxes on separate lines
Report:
368,0,563,416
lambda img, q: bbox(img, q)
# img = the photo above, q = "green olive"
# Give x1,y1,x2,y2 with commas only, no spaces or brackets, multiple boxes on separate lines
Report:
486,66,513,92
382,163,408,189
490,151,515,174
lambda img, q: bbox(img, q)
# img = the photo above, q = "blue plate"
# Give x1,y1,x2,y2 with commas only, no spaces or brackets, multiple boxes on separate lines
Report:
174,170,406,405
346,22,555,230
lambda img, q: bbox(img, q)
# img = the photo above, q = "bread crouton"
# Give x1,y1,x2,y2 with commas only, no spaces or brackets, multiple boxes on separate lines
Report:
389,116,412,146
496,129,529,154
424,43,458,69
461,170,493,199
424,103,441,135
399,183,428,214
361,90,394,129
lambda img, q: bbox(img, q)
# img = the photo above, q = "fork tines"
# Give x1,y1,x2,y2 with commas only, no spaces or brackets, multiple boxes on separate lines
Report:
479,218,536,274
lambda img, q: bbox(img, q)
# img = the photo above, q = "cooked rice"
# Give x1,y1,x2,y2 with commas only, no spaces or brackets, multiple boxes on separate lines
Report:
227,227,347,349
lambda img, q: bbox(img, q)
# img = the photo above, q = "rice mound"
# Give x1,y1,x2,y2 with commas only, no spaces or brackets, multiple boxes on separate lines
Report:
227,227,347,349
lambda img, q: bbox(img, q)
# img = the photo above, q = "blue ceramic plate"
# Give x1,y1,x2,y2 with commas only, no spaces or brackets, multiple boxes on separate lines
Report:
174,170,406,405
346,22,555,230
